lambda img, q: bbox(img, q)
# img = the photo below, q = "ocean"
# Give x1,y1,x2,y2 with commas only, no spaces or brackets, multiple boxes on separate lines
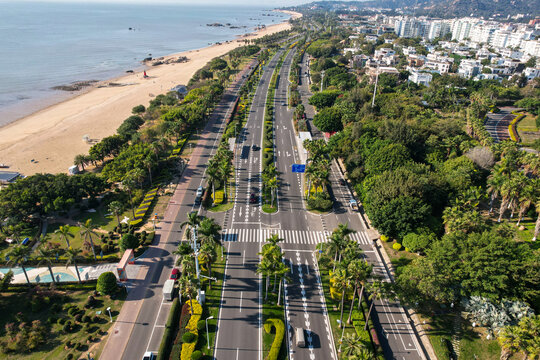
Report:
0,1,289,126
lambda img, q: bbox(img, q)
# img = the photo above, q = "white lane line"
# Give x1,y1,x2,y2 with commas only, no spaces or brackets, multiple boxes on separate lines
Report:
240,291,243,312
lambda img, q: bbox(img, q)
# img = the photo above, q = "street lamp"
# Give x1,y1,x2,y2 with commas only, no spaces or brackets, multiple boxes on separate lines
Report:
336,319,346,353
106,307,112,323
206,316,214,349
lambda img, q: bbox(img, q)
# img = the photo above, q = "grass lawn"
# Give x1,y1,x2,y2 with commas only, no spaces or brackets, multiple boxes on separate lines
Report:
0,284,125,360
262,285,287,360
208,182,236,213
516,111,539,144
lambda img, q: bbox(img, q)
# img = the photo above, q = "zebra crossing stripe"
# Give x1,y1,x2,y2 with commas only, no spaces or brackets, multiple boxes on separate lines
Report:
221,229,371,244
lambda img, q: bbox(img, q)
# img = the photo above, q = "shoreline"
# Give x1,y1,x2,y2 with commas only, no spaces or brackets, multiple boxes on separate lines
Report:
0,10,301,176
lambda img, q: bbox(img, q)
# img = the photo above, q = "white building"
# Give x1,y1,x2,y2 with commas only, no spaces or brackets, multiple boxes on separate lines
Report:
452,19,476,41
427,20,452,41
522,40,540,57
408,69,433,86
458,59,482,78
524,67,540,81
424,59,451,74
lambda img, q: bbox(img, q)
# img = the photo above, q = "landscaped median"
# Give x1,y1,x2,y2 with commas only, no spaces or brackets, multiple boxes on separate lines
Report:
262,290,288,360
509,111,525,142
130,187,159,227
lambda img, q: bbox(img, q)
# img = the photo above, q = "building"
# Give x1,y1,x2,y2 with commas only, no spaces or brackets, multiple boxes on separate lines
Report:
408,69,432,86
458,59,482,78
0,171,21,185
427,20,452,41
452,19,476,41
366,66,400,83
424,59,451,74
524,67,540,81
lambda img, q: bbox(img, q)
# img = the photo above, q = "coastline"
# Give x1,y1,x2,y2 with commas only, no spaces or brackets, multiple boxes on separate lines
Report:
0,10,301,176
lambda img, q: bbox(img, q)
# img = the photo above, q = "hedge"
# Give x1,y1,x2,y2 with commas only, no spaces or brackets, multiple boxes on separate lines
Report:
509,112,525,142
264,318,285,360
181,300,203,360
130,187,158,226
156,297,180,360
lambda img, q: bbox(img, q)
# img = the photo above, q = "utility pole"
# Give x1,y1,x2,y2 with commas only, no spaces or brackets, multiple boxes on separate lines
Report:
371,64,379,108
320,70,325,92
190,225,202,302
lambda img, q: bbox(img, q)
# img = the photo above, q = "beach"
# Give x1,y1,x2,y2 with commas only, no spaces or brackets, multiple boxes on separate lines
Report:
0,10,301,176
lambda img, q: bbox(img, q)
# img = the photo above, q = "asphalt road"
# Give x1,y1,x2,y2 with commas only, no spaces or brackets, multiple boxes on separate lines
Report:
118,59,257,360
214,49,285,360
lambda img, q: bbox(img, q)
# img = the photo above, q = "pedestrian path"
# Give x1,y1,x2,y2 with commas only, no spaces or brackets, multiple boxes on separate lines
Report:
222,228,371,245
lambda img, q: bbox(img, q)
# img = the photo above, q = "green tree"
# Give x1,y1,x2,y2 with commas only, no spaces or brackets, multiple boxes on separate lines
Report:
332,265,351,328
313,107,343,133
65,247,82,283
198,243,217,289
365,143,411,176
119,233,139,252
79,219,98,260
74,154,88,171
179,275,198,315
402,232,433,253
108,201,124,227
36,245,57,284
347,259,372,323
97,271,118,295
7,245,31,285
365,281,384,330
55,225,74,249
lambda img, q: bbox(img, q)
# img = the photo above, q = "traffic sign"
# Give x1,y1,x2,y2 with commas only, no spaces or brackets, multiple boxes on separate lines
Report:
292,164,306,173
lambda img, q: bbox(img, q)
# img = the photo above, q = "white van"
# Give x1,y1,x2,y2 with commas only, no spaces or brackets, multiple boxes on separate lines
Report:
296,327,305,348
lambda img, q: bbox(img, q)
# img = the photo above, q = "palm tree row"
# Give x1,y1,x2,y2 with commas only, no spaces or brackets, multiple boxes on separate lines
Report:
262,164,278,207
303,139,331,199
257,234,290,305
206,144,234,203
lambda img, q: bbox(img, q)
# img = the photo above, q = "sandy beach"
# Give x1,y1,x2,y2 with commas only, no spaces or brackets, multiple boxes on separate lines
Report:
0,10,301,176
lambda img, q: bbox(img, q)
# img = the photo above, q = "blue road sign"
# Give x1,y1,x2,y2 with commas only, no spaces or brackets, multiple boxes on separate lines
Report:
292,164,306,173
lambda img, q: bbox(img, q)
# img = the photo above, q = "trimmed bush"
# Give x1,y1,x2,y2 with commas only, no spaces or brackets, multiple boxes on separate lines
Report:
197,320,206,331
264,318,285,360
380,235,389,242
156,298,180,360
96,272,118,295
182,332,197,343
191,351,203,360
392,242,403,251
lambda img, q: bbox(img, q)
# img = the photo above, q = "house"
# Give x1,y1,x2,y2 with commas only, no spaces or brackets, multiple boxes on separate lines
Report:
366,66,400,83
458,59,482,78
0,171,21,185
524,67,540,81
408,69,432,86
424,59,451,74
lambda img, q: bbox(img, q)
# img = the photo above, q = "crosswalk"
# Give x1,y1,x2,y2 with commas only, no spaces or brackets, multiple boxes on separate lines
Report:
221,228,372,245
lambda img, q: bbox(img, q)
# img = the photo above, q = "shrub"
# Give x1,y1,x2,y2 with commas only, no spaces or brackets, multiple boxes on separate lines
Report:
82,315,91,323
380,235,389,242
47,316,57,324
66,354,74,360
120,233,139,251
96,272,118,295
182,332,197,343
191,350,203,360
68,307,79,316
264,318,285,360
197,320,206,331
57,317,66,325
132,104,146,114
392,242,403,251
74,313,83,322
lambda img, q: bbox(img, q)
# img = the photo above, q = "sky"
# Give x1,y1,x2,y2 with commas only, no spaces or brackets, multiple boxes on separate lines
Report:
9,0,310,6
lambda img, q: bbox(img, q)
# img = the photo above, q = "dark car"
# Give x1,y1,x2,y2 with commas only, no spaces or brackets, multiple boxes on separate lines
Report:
249,193,257,204
252,144,258,151
339,178,346,186
170,268,180,280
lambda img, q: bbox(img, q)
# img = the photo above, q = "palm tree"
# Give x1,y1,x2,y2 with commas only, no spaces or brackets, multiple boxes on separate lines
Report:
7,245,31,285
533,200,540,242
108,201,124,226
79,219,98,260
198,243,217,289
122,173,137,219
347,259,373,324
74,154,88,171
219,162,233,200
487,172,505,214
181,212,203,240
143,155,156,186
498,325,521,360
206,163,220,203
55,225,74,248
36,245,57,284
198,217,222,247
257,257,274,300
365,281,383,330
341,333,371,357
65,247,82,283
275,261,290,306
179,275,198,315
130,168,146,188
332,265,351,328
266,233,284,247
516,181,536,226
267,177,278,207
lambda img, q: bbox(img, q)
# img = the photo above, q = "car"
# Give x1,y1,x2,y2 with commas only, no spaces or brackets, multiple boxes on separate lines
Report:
170,268,180,280
196,186,203,198
339,178,346,186
142,351,156,360
249,193,257,204
282,102,286,106
252,144,258,151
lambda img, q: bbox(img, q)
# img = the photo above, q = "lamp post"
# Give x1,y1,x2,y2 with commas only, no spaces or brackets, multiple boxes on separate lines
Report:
106,307,112,323
206,316,214,349
336,319,345,353
320,70,325,92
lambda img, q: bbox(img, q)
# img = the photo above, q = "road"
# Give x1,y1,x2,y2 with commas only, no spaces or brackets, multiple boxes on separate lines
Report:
102,58,257,360
297,53,427,360
484,107,516,142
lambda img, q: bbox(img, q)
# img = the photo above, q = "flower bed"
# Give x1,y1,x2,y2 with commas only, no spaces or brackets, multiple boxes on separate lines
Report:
130,187,158,226
509,111,525,142
180,299,202,360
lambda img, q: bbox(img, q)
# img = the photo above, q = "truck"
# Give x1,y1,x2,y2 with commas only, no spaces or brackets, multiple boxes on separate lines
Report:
163,279,175,301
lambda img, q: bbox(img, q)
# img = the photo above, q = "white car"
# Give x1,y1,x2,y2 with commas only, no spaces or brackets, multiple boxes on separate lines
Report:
196,186,204,198
142,351,156,360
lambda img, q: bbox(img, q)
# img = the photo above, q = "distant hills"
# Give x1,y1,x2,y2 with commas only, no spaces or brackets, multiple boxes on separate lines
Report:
291,0,539,20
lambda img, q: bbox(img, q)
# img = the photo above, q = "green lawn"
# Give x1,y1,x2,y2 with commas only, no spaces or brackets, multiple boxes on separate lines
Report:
516,111,539,144
0,284,125,360
208,181,236,213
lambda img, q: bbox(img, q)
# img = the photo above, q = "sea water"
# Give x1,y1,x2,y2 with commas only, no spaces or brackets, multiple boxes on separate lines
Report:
0,1,289,126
